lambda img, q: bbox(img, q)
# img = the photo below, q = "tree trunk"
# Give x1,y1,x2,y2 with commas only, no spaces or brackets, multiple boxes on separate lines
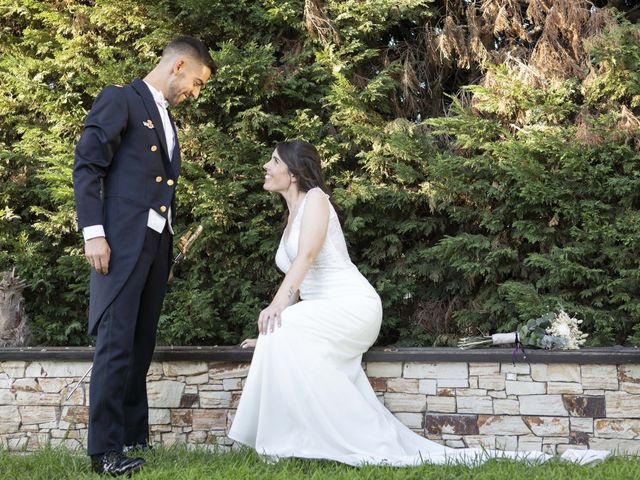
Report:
0,269,31,347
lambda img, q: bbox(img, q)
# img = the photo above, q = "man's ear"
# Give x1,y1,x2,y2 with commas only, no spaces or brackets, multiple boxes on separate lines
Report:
173,59,185,74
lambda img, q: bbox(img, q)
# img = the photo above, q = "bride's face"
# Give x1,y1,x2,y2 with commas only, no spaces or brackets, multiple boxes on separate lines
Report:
263,149,293,193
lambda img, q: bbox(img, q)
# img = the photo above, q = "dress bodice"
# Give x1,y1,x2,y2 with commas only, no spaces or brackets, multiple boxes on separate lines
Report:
275,188,377,300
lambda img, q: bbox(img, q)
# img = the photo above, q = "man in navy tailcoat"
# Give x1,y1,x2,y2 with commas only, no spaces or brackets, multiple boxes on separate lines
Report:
73,36,214,476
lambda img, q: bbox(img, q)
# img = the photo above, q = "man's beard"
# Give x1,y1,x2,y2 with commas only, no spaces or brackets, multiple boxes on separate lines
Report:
166,81,182,106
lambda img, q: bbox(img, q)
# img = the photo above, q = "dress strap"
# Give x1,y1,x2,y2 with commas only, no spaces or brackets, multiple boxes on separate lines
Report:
307,186,330,199
297,188,331,221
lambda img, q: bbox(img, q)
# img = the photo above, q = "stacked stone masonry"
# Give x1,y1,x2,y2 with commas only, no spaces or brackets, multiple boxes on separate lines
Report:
1,358,640,454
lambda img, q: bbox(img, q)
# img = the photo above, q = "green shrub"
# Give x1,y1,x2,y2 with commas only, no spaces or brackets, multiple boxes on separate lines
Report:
1,1,638,346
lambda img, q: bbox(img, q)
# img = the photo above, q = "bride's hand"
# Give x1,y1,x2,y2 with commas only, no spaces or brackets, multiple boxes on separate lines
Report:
241,338,257,349
258,301,286,334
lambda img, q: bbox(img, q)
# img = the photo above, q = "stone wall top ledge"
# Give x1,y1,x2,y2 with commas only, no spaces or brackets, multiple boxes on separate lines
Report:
0,346,638,364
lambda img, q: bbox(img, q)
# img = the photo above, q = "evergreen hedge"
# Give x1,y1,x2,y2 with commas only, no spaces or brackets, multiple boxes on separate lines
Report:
0,1,638,346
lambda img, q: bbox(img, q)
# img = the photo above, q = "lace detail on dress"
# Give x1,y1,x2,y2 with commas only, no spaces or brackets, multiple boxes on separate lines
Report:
275,188,348,273
274,187,374,300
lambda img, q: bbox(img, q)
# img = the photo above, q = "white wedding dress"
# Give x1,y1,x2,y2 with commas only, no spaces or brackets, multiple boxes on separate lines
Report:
228,189,608,466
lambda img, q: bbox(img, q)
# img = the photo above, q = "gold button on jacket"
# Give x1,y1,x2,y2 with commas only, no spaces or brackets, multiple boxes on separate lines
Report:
155,176,162,183
160,206,167,213
167,179,175,186
150,145,158,152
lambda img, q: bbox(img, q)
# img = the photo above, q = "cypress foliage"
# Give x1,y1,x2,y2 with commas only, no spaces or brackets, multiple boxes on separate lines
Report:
0,1,638,346
424,17,640,346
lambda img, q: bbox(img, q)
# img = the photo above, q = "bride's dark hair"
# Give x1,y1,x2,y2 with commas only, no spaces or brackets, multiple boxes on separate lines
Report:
275,140,330,194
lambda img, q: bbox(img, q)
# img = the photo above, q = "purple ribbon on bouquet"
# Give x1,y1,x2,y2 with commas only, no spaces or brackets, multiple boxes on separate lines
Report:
511,332,527,366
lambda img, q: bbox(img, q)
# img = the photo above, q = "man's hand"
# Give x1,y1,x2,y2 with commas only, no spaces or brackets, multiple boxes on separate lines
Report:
85,237,111,275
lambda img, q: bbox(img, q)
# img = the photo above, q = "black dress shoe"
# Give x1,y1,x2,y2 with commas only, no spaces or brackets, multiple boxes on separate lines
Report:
91,451,145,476
123,442,153,454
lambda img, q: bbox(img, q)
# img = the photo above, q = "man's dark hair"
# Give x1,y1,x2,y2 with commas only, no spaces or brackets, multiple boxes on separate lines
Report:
164,36,216,74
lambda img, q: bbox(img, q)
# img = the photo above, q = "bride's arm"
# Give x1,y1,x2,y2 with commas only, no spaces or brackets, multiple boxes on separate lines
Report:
258,189,329,334
286,289,300,306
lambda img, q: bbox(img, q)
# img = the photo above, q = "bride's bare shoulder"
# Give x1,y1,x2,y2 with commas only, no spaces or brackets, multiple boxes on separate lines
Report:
305,187,329,203
303,188,330,214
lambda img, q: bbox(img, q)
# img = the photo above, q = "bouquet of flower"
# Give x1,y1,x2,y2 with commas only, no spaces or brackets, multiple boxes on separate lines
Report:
458,309,588,354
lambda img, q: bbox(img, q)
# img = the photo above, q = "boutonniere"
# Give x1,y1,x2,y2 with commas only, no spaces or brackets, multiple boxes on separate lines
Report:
142,120,154,129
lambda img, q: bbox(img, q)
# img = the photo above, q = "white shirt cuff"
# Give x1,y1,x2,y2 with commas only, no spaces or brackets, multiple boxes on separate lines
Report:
83,225,106,241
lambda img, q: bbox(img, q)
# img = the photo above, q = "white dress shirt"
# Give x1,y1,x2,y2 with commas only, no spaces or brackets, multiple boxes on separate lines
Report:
83,81,175,241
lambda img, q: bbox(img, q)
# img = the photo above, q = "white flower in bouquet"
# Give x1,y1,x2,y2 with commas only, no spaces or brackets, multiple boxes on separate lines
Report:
546,310,588,350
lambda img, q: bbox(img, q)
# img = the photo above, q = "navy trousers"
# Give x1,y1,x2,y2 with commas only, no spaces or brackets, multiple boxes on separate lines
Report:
88,227,170,456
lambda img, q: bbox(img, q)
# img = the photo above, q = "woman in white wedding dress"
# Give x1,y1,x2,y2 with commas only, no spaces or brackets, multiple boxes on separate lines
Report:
228,140,607,467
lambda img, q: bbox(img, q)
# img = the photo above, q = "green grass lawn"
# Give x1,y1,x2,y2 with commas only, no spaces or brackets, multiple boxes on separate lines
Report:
1,446,639,480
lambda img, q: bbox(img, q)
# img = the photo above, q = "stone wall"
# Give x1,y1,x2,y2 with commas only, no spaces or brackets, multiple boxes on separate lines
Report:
1,347,639,454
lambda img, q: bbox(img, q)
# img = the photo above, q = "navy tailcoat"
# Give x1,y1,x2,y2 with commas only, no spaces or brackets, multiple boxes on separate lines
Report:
73,78,180,334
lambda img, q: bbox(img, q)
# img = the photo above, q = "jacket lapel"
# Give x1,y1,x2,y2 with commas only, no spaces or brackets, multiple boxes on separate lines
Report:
131,78,175,177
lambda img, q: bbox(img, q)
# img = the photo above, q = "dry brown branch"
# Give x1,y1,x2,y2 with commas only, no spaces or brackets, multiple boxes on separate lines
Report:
377,0,621,119
438,16,462,63
411,299,460,335
586,8,615,37
480,0,503,23
575,108,603,146
527,0,553,29
401,49,421,114
529,0,593,82
618,105,640,150
619,105,640,131
303,0,340,45
422,26,441,67
493,5,511,36
467,4,489,66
